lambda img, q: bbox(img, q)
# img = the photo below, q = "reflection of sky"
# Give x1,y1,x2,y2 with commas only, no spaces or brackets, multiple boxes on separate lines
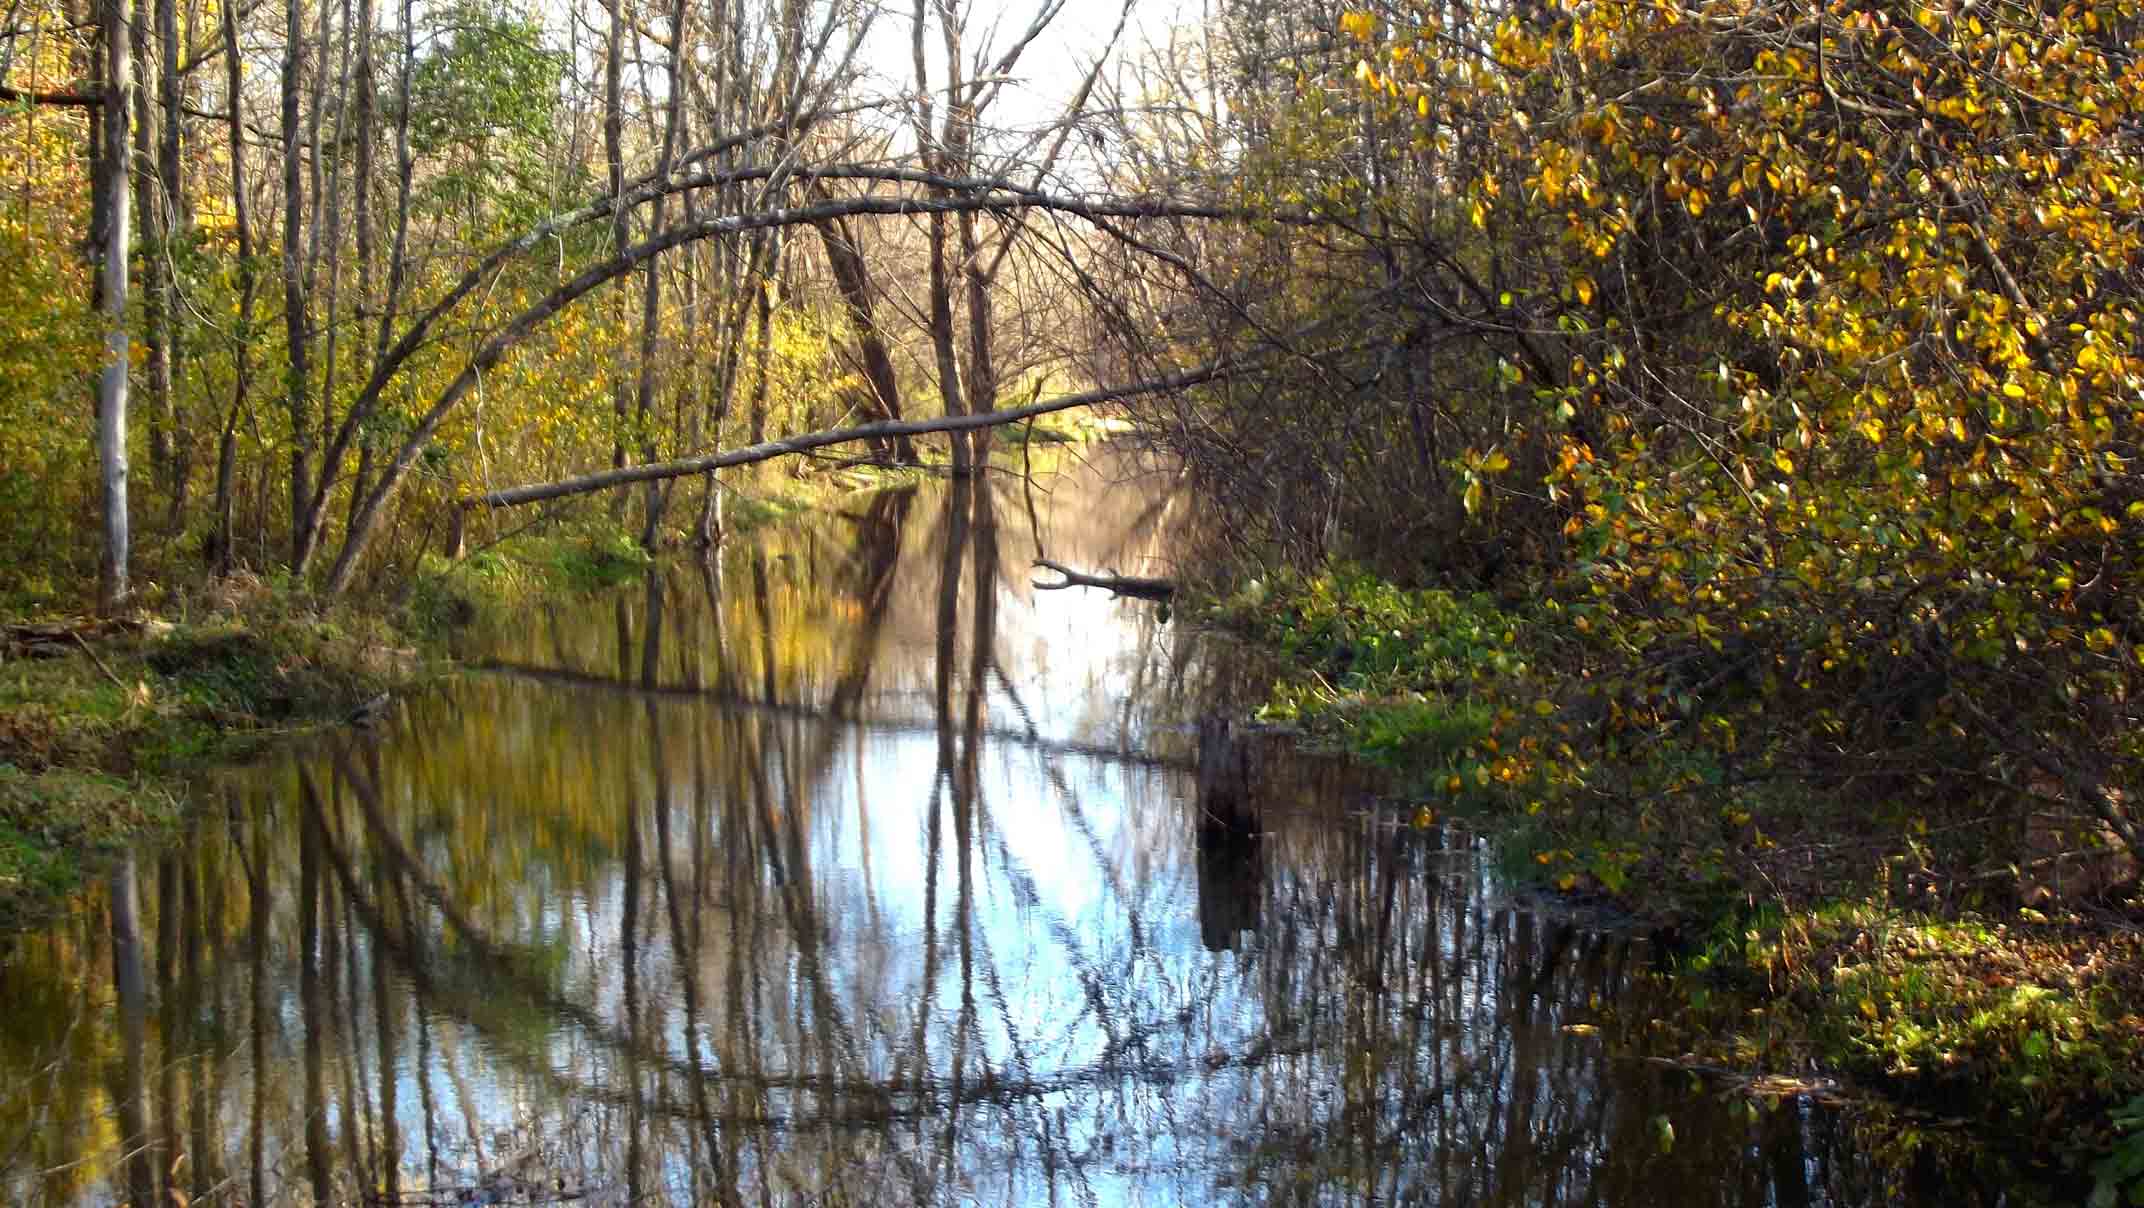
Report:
437,670,1467,1203
798,742,1135,972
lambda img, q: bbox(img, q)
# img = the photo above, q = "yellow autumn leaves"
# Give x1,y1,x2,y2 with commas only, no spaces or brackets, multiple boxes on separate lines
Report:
1314,0,2142,798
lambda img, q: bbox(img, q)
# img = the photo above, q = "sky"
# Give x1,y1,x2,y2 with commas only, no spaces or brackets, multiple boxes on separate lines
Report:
852,0,1208,148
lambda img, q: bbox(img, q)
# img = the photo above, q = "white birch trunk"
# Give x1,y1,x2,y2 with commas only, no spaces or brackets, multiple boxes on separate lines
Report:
98,0,134,613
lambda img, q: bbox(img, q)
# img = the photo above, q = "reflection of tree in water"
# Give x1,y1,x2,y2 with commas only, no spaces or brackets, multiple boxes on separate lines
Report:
0,457,2010,1206
495,453,1209,749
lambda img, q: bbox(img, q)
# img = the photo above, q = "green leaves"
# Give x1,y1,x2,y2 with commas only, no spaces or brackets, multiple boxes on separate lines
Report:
2093,1096,2144,1208
406,0,568,221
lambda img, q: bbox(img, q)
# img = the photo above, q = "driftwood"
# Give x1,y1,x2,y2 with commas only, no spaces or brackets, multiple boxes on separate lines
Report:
1030,559,1175,601
3,617,153,661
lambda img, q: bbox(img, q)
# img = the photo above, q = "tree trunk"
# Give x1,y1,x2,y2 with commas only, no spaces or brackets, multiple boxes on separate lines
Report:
342,0,379,548
317,0,356,553
352,0,376,361
910,0,967,473
746,262,773,445
157,0,184,519
634,0,691,548
959,203,996,466
682,142,715,547
297,0,334,560
939,2,981,473
282,0,313,565
211,0,257,576
377,0,413,365
703,258,778,545
814,215,917,463
97,0,134,614
132,0,169,504
604,0,629,516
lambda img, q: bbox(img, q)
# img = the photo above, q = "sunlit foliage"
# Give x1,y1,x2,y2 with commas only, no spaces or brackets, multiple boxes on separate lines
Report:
1242,0,2144,857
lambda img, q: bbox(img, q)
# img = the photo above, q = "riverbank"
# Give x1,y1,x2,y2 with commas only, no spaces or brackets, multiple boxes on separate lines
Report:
0,459,975,929
0,580,434,926
0,507,677,925
1198,567,2144,1201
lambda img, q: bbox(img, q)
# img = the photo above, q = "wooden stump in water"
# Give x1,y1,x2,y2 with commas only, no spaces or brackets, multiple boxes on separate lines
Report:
1195,715,1264,951
1196,715,1257,840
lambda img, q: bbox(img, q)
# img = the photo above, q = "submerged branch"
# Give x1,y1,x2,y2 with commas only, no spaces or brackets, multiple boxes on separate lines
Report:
1031,559,1175,601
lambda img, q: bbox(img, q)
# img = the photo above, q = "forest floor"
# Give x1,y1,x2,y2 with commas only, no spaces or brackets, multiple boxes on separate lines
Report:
1196,569,2144,1202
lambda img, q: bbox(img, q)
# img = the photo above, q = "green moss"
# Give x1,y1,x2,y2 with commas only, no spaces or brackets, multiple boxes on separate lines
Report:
1206,568,1526,698
0,765,176,924
0,587,435,925
1199,568,1544,824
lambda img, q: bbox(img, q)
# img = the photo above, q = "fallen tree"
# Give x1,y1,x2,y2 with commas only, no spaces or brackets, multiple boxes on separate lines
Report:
319,178,1319,593
442,357,1253,555
300,156,1252,574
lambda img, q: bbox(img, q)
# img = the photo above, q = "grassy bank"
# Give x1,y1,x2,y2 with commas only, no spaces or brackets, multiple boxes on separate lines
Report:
0,579,434,924
1200,567,2144,1198
0,520,639,925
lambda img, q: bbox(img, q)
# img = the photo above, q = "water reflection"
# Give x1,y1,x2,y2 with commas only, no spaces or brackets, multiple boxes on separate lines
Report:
0,455,1993,1204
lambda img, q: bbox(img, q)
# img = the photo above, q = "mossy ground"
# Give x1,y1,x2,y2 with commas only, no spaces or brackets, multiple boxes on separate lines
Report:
1651,899,2144,1194
1201,567,2144,1197
0,766,175,921
0,577,435,925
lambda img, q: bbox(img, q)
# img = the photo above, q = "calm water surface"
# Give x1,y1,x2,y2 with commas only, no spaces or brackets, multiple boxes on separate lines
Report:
0,452,2004,1204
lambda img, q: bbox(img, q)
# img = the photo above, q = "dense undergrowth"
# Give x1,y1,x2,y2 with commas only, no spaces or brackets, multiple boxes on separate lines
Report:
1203,567,2144,1197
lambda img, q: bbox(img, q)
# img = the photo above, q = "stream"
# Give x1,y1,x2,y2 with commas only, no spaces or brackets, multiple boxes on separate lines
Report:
0,450,2012,1204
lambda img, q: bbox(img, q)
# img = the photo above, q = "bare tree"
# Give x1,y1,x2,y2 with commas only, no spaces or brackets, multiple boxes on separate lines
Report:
210,0,260,574
632,0,691,547
603,0,627,511
281,0,313,564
